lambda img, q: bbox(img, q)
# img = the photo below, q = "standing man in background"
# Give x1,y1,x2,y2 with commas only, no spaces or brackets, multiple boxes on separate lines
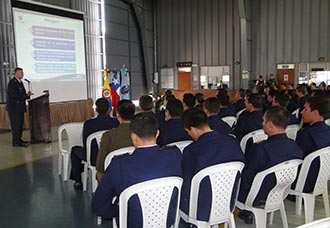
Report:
6,67,32,147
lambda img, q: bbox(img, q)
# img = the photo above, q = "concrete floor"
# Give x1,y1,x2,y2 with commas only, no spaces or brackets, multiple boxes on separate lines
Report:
0,129,328,228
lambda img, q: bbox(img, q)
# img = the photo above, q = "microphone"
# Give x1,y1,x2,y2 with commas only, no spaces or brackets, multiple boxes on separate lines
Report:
24,78,31,83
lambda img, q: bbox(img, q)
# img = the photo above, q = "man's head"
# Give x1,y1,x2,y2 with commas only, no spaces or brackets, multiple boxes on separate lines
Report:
14,67,24,80
116,99,135,121
296,84,308,98
272,93,289,107
95,98,109,114
263,106,290,136
139,95,154,112
165,99,183,120
244,93,263,111
182,108,210,141
203,97,220,116
183,93,196,110
130,112,159,146
301,96,329,124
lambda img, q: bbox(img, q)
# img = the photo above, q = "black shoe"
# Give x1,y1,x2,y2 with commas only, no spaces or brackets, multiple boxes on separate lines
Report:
238,210,253,224
13,143,27,147
20,140,29,144
74,182,83,191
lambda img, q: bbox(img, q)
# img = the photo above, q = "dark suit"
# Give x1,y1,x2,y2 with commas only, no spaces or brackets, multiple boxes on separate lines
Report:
157,118,192,147
6,77,30,144
208,115,234,135
218,107,236,118
70,114,119,183
295,121,330,192
180,131,244,221
238,133,303,206
92,145,182,226
234,99,245,113
234,109,264,141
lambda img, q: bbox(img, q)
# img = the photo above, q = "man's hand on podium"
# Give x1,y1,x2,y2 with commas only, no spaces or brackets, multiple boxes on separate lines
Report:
27,91,33,97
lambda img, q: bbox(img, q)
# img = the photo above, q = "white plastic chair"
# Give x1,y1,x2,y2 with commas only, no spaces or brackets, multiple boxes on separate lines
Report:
82,130,107,192
236,108,246,119
58,122,84,181
285,124,300,140
296,217,330,228
166,140,193,153
289,147,330,223
292,108,300,119
240,129,268,153
104,146,135,170
222,116,237,128
113,177,183,228
324,119,330,126
236,159,302,228
180,162,245,228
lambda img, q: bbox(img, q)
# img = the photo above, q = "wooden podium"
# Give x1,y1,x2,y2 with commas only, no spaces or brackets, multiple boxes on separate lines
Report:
29,92,52,143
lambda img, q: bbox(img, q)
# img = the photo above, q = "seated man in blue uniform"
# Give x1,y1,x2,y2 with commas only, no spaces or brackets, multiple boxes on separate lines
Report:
217,93,236,118
180,108,244,222
294,96,330,192
272,93,299,125
203,97,234,135
70,98,119,190
238,106,303,223
157,99,191,147
92,112,182,226
233,88,246,113
234,93,264,146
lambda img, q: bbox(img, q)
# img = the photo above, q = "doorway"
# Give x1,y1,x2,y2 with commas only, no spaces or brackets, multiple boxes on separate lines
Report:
277,64,295,86
178,68,192,90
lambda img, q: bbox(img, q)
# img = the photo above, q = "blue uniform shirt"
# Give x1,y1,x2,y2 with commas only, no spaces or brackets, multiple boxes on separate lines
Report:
92,145,182,226
157,119,192,147
238,133,303,205
208,115,234,135
234,109,263,141
180,131,244,221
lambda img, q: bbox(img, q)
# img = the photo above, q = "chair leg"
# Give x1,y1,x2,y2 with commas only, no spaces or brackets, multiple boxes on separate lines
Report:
227,214,236,228
92,168,98,193
269,212,274,224
322,190,330,217
58,154,62,175
296,195,302,215
63,154,69,181
97,216,102,225
252,209,267,228
82,164,88,191
279,202,289,228
303,195,315,223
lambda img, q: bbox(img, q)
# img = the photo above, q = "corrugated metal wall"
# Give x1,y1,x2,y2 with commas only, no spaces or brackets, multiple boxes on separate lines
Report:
250,0,330,79
156,0,241,89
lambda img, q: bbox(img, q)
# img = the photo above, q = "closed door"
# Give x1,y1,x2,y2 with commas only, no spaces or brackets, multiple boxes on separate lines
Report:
277,69,294,85
178,72,191,90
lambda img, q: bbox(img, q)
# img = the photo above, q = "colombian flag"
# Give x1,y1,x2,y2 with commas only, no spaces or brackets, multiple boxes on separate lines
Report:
102,68,112,111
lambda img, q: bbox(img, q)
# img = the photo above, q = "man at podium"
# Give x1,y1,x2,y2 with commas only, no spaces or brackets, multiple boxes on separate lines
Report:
6,67,32,147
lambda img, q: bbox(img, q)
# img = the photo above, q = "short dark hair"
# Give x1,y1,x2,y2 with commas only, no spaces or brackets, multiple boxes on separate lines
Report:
195,93,205,105
166,99,183,118
183,93,196,108
182,107,208,130
274,93,289,107
165,94,176,102
204,97,220,114
139,95,154,111
246,93,263,109
238,88,246,98
14,67,23,73
307,96,330,117
130,112,158,139
116,99,135,120
265,106,290,129
217,94,230,106
296,84,308,95
95,98,109,114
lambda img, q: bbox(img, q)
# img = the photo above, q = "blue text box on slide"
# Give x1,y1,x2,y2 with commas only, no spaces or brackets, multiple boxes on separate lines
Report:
32,38,75,51
33,50,76,62
34,63,76,73
31,26,75,40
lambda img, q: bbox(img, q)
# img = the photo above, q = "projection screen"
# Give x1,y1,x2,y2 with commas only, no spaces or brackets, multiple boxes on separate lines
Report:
12,2,87,102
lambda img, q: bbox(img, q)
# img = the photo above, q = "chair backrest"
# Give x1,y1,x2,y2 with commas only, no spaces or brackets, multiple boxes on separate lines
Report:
118,177,183,228
221,116,237,128
240,129,268,153
292,108,300,119
236,108,246,119
296,217,330,228
167,140,193,153
58,122,84,153
245,159,302,210
104,146,135,169
189,162,244,224
285,124,300,140
293,147,330,195
86,130,107,165
325,119,330,126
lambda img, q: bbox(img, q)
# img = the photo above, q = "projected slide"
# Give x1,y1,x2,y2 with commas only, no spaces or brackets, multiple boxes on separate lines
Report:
13,7,87,102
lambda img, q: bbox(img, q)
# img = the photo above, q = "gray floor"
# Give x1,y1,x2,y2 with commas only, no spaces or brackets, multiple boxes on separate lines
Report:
0,129,329,228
